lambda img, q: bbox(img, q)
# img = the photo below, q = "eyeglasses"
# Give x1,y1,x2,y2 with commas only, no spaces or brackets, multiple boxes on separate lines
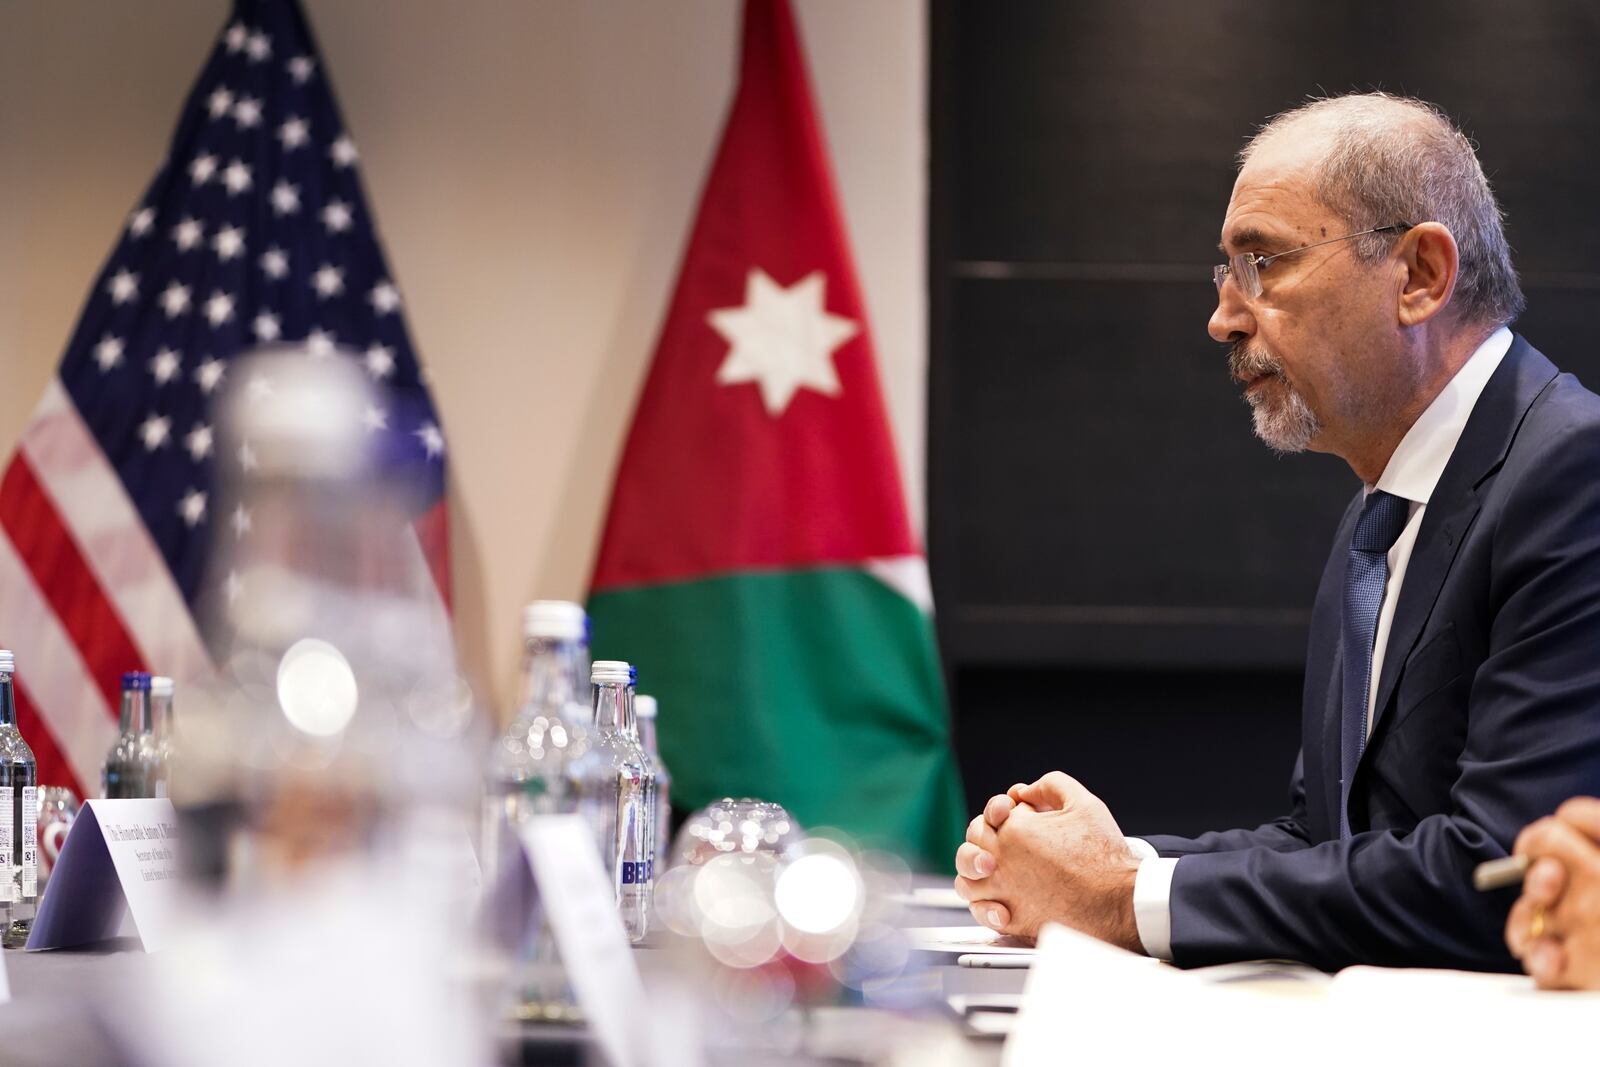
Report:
1213,223,1413,299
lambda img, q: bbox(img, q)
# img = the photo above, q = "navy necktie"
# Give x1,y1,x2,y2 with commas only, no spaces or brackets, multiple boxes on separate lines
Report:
1339,489,1411,839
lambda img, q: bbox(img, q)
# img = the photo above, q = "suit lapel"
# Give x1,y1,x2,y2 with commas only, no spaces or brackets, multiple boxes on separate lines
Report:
1365,336,1559,737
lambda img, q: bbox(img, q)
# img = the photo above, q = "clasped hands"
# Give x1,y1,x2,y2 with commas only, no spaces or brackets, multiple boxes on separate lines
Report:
1505,796,1600,989
951,771,1144,953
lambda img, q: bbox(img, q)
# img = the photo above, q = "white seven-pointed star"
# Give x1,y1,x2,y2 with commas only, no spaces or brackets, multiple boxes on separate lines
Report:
707,268,858,416
107,269,139,305
222,159,252,196
186,423,215,462
178,488,207,528
329,134,358,168
172,217,205,252
364,344,395,379
271,180,301,216
128,207,155,237
206,87,234,118
260,247,289,279
149,348,181,385
322,200,353,233
278,115,309,150
311,264,344,299
369,280,400,314
204,290,235,327
189,153,217,185
253,311,281,341
232,96,262,129
415,422,445,459
159,282,191,318
287,55,315,83
195,357,226,395
213,224,246,260
139,414,171,451
94,334,124,372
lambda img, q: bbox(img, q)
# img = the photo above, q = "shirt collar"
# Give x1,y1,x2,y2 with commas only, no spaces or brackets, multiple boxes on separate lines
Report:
1373,326,1513,505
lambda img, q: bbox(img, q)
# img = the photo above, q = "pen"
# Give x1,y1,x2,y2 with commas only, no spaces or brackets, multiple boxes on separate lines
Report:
956,953,1033,969
1473,854,1530,891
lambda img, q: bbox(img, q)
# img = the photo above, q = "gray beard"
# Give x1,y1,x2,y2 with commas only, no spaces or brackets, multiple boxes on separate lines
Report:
1229,341,1322,453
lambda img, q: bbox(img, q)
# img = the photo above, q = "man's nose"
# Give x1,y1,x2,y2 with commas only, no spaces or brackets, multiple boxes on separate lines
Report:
1208,281,1254,344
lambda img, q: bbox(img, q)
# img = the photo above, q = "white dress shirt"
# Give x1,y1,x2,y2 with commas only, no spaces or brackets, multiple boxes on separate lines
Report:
1128,327,1514,960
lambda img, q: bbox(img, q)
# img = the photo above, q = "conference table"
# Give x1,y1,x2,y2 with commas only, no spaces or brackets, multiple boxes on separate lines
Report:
0,883,1017,1066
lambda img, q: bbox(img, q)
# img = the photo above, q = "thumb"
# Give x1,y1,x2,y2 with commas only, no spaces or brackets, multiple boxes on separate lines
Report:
1013,771,1079,812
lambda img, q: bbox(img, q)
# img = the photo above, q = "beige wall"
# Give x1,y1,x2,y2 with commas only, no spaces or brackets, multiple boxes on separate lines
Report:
0,1,927,717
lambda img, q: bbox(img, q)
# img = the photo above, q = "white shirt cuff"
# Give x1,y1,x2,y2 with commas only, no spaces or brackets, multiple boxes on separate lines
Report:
1132,854,1179,961
1124,836,1158,862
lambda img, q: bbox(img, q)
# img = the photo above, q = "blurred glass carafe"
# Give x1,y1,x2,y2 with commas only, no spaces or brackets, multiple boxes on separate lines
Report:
175,346,473,891
146,676,175,798
0,651,38,948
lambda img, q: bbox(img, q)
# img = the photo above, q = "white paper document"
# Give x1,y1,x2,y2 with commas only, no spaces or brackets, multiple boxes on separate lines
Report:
27,798,180,951
905,925,1038,955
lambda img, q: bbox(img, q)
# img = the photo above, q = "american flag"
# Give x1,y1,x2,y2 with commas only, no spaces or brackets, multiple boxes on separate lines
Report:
0,0,450,797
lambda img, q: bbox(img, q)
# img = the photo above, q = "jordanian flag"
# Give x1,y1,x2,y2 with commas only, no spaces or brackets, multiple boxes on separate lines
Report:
587,0,963,869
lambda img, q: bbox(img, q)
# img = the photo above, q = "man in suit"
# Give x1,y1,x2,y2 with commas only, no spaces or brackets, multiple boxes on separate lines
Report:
952,91,1600,971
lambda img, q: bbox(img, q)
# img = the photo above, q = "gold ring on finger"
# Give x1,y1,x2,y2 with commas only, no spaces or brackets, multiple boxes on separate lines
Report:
1530,904,1547,941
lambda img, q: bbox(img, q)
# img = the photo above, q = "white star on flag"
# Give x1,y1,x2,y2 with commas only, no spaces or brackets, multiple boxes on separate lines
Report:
159,282,192,318
107,269,139,305
270,180,301,216
245,31,272,63
330,134,359,168
149,348,182,385
222,159,253,196
213,224,247,261
306,328,336,357
362,405,388,432
322,200,353,233
206,87,234,118
195,357,226,395
139,414,171,451
178,488,207,528
278,116,309,150
368,280,400,314
416,422,445,458
260,247,289,279
190,153,218,185
186,424,214,462
233,96,262,128
94,335,124,372
128,207,155,237
172,218,205,252
224,22,247,53
204,290,235,327
707,268,859,416
287,55,315,84
253,311,281,341
311,264,344,299
364,344,395,379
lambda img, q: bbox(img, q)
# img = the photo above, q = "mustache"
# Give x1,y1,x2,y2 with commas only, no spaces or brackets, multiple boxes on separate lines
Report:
1228,340,1285,385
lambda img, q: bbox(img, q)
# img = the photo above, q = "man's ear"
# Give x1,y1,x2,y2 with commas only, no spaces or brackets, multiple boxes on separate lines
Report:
1396,222,1459,327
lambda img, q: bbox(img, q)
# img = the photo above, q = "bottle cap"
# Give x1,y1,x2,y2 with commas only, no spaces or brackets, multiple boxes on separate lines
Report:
150,676,175,697
523,600,587,641
635,694,657,719
0,650,13,674
591,660,633,685
122,671,152,691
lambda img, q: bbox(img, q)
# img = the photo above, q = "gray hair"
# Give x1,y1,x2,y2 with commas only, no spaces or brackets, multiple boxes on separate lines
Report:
1242,92,1525,328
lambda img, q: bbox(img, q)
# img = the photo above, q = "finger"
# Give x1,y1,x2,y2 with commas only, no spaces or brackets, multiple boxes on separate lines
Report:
1006,782,1028,802
1515,817,1599,872
955,842,996,880
1014,770,1081,811
966,815,1000,855
1524,856,1568,909
1505,893,1534,958
1556,797,1600,842
1526,939,1568,990
984,793,1016,829
970,900,1011,932
952,876,975,903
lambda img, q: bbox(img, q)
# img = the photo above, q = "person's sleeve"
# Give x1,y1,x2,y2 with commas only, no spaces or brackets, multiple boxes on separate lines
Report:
1132,854,1180,959
1164,420,1600,971
1139,752,1314,858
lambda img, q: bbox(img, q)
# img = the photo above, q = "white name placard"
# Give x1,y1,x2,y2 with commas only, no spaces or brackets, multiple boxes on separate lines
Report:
27,798,180,952
517,815,646,1067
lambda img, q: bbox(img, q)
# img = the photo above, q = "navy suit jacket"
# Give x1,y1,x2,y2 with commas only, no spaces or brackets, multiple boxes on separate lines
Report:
1143,335,1600,971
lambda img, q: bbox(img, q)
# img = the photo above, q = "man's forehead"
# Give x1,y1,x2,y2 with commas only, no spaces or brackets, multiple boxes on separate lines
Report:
1220,155,1326,250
